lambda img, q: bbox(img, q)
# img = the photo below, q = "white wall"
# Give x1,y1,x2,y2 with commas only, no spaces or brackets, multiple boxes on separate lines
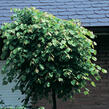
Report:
0,61,24,107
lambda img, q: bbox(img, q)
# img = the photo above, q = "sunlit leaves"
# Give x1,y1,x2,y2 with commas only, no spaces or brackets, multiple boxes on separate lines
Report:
58,78,63,82
52,39,58,46
39,64,45,71
46,82,50,88
84,88,89,95
38,107,45,109
91,81,96,87
92,56,97,61
102,69,107,74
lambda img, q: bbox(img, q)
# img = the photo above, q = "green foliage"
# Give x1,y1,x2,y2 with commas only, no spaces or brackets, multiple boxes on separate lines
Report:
0,7,107,106
38,107,45,109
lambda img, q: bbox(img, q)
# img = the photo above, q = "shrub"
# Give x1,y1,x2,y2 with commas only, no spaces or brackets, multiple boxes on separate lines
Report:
0,7,107,109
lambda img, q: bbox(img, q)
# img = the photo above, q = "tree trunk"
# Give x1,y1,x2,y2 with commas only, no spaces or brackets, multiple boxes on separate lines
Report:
52,88,57,109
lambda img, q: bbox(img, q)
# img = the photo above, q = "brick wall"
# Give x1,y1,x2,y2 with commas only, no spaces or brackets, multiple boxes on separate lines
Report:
33,35,109,109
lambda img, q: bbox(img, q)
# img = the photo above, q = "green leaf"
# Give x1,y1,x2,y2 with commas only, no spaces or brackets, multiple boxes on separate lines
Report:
92,56,97,61
58,78,63,82
102,69,107,74
93,41,97,46
48,73,53,78
24,40,29,45
39,64,44,70
35,68,39,73
60,45,65,49
61,40,66,44
38,107,45,109
69,30,75,35
48,56,54,61
37,78,41,84
87,31,95,39
52,39,57,46
77,75,81,79
84,91,89,95
91,81,96,87
95,75,101,81
21,75,26,81
9,45,14,50
13,49,17,54
90,49,97,55
71,80,76,85
96,65,101,70
47,82,50,87
68,40,73,45
66,48,71,52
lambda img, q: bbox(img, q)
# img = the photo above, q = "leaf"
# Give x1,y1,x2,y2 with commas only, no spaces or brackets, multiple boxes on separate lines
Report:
9,45,14,50
90,49,97,55
48,73,53,78
87,31,95,39
13,49,17,54
58,78,63,82
61,40,66,44
83,76,90,80
48,56,54,61
21,75,26,81
69,30,75,35
94,41,97,46
38,107,45,109
95,75,101,81
66,48,71,52
84,91,89,95
71,80,76,85
35,68,39,73
37,78,41,84
52,39,57,46
91,81,96,87
77,75,81,79
92,56,97,61
47,82,50,87
60,45,65,49
24,40,29,45
96,65,101,70
68,40,73,45
102,69,107,74
39,64,45,70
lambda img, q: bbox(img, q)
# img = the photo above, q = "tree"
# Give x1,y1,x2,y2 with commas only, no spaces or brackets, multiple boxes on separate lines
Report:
0,7,107,109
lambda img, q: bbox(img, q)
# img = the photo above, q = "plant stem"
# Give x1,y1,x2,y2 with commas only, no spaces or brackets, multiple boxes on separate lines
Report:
52,88,57,109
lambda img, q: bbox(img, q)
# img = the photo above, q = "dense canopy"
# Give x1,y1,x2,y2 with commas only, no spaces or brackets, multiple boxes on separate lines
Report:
0,7,107,107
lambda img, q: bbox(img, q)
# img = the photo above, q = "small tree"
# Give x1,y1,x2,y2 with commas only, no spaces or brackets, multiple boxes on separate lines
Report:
0,7,107,109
